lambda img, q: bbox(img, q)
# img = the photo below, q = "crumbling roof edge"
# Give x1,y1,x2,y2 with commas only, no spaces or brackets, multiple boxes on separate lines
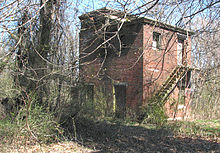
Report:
78,7,124,20
79,7,195,35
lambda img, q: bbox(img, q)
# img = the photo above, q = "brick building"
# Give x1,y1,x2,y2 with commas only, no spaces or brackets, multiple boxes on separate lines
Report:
79,8,193,119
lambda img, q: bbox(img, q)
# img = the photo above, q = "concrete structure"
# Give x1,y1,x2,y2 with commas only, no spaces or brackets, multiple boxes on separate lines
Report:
79,8,193,119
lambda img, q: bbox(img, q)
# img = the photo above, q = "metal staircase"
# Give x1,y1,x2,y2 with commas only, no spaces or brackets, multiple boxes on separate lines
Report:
137,66,190,124
153,66,190,103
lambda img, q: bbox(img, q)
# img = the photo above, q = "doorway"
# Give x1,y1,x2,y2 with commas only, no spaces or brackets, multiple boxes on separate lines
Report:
114,84,126,118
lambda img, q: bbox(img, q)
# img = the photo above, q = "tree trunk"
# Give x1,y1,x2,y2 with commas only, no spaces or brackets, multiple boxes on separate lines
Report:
36,0,53,104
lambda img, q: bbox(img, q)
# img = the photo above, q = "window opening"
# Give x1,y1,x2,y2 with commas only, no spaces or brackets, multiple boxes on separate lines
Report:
152,32,161,50
177,38,185,65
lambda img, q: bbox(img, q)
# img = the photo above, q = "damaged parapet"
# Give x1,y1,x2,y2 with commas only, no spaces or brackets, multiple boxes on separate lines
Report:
79,7,137,29
79,7,194,36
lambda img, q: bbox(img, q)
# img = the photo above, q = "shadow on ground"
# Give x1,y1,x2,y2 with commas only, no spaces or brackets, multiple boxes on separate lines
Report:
73,118,220,153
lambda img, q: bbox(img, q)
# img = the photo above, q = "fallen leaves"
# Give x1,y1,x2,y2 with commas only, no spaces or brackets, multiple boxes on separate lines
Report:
2,141,95,153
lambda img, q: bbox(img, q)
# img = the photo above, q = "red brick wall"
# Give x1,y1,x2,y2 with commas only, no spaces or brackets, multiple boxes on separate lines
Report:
142,24,192,118
80,22,144,110
143,24,177,102
166,87,191,120
106,23,143,108
80,15,192,117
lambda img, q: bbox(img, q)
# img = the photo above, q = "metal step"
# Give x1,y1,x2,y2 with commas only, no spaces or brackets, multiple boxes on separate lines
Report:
150,66,189,104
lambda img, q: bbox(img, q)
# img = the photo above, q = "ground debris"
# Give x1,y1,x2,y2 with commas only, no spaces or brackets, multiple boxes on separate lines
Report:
1,141,95,153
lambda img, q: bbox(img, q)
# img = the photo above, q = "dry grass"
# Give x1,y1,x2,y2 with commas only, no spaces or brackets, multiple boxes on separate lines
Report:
1,118,219,153
1,141,95,153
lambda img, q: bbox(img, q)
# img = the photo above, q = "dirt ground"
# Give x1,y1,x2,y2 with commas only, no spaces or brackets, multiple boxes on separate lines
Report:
74,118,220,153
2,118,219,153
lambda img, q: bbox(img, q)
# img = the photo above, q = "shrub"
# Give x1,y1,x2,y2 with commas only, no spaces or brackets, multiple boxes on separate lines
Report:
21,104,63,143
0,103,63,150
138,97,168,126
0,72,20,99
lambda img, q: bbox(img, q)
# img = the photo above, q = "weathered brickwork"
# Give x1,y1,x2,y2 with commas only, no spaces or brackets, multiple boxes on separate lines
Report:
79,8,193,119
142,24,192,119
80,21,144,111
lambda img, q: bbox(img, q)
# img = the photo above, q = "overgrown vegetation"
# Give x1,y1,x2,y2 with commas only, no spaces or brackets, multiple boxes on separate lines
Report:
79,87,108,119
0,70,63,150
0,105,62,151
138,97,168,126
191,69,220,120
167,120,220,139
0,72,19,99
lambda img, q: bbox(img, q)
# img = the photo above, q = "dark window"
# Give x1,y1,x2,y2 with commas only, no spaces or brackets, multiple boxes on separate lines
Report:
178,38,184,44
152,32,161,50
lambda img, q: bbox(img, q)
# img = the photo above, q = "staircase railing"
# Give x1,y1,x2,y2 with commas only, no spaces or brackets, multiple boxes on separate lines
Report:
154,66,190,103
137,66,190,124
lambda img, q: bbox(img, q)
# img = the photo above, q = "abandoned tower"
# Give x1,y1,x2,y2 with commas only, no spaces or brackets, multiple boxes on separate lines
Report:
79,8,193,119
